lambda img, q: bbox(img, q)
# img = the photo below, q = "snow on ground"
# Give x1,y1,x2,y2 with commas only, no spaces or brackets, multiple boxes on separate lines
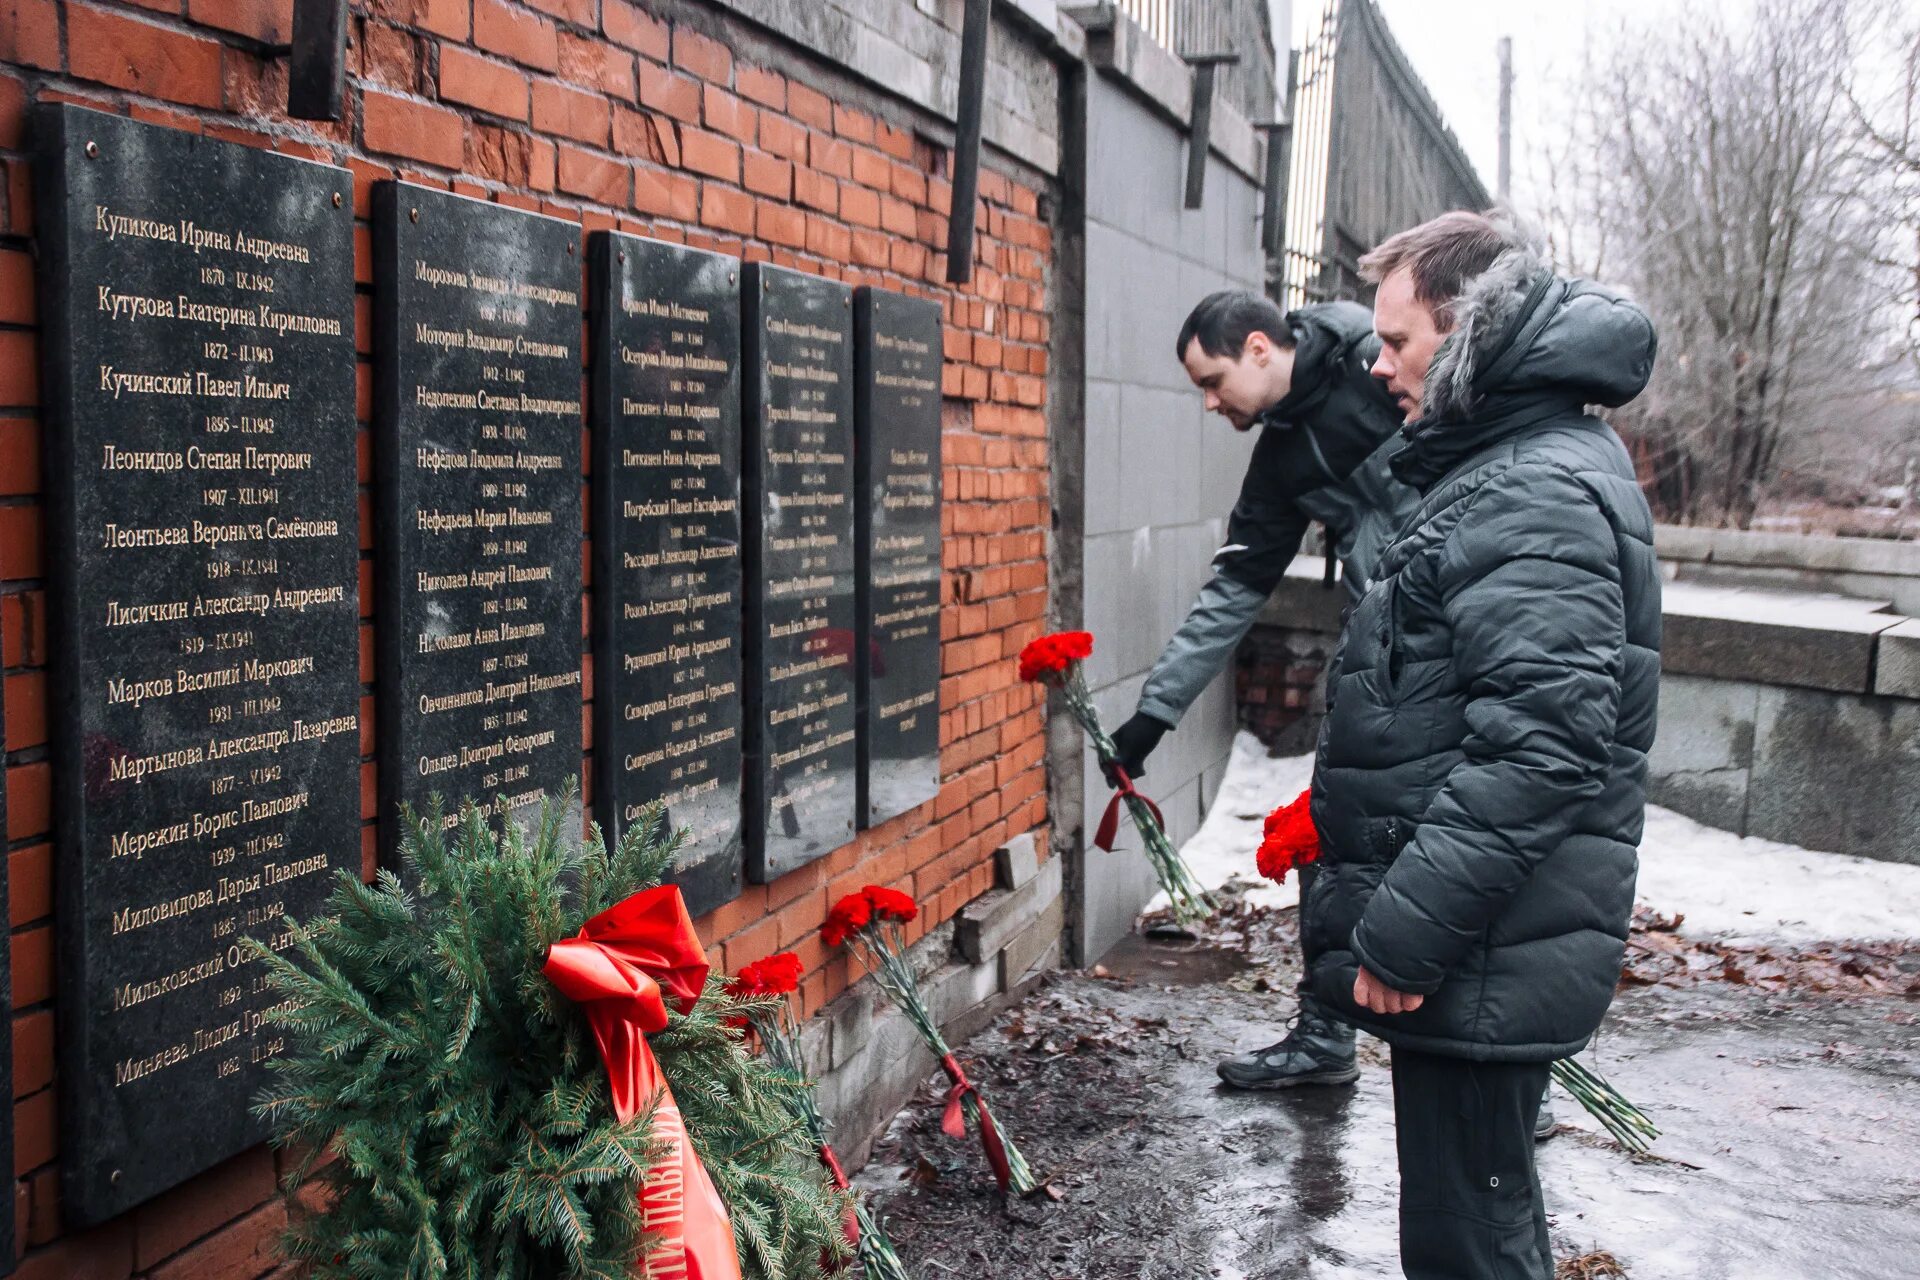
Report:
1166,731,1920,945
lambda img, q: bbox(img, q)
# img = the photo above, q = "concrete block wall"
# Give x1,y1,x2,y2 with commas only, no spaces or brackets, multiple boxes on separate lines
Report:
1243,568,1920,867
1063,6,1271,965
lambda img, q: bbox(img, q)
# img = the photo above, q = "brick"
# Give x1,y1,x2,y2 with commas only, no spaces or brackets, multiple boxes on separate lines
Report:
793,166,838,214
0,502,41,579
742,149,790,199
4,671,43,749
678,125,738,182
556,142,626,204
611,104,662,162
14,1220,133,1280
757,111,804,161
149,1201,287,1280
633,161,696,221
672,25,730,83
522,0,589,30
0,0,60,71
833,102,875,143
702,84,753,145
699,181,752,236
0,248,30,326
875,120,915,161
188,0,293,43
559,29,635,97
68,4,224,108
809,132,851,178
788,79,830,129
852,145,887,189
601,0,666,58
14,1009,52,1097
532,76,609,144
132,1147,275,1269
362,89,466,169
473,0,558,72
639,61,699,123
418,0,469,39
839,183,880,228
438,44,530,121
756,199,804,248
735,63,784,110
0,75,25,149
804,213,849,262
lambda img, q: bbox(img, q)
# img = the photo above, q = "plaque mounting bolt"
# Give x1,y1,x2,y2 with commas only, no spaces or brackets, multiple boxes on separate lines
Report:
409,207,419,223
85,141,99,158
729,271,736,283
618,251,626,263
332,192,342,207
567,242,574,255
109,1169,121,1186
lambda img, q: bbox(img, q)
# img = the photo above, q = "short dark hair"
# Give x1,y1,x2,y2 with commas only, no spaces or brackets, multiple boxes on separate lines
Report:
1175,290,1294,362
1358,211,1512,327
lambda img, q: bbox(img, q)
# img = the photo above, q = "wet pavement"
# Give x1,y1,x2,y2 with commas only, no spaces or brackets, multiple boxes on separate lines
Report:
856,904,1920,1279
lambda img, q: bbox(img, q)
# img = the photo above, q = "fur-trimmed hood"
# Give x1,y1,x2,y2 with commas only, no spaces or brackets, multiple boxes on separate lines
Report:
1392,224,1657,491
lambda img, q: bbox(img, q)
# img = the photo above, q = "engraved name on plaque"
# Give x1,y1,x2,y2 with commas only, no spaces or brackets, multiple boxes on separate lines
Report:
35,104,359,1222
854,288,944,828
742,265,857,882
374,184,583,855
589,233,744,915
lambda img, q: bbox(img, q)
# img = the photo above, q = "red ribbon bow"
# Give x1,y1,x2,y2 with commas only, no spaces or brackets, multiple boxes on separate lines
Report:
1093,765,1165,853
937,1052,1013,1191
544,886,743,1280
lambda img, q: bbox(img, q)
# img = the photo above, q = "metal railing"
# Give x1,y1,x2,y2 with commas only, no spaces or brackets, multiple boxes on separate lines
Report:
1114,0,1279,120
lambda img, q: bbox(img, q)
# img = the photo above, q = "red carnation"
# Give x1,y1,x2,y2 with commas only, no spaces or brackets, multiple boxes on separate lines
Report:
862,885,919,924
729,951,803,999
821,892,873,948
1256,789,1321,884
1017,630,1094,684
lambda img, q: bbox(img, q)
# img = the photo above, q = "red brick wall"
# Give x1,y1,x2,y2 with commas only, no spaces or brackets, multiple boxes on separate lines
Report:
1235,624,1332,751
0,0,1057,1273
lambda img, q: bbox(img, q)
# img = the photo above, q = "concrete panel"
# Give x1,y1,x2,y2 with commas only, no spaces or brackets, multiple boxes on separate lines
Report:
1083,378,1128,537
1644,674,1759,833
1087,77,1184,251
1747,685,1920,866
1873,619,1920,699
1118,384,1204,528
1661,582,1898,694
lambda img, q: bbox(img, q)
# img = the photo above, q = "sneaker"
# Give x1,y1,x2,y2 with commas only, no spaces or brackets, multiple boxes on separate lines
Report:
1534,1082,1557,1140
1216,1002,1360,1089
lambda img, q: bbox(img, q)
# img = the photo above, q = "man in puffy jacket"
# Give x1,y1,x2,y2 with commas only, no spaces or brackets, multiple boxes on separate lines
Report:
1303,210,1659,1278
1105,289,1419,1090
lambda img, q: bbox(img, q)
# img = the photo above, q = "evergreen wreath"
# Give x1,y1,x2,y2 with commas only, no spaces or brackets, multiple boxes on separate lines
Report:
249,791,850,1279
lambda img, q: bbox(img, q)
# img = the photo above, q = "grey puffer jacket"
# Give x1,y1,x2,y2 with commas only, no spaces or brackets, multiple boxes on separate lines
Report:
1302,247,1661,1062
1136,303,1417,728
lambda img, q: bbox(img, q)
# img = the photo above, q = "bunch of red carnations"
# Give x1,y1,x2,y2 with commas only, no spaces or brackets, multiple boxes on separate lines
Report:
821,886,1037,1196
726,950,913,1280
1256,789,1321,884
1018,630,1214,922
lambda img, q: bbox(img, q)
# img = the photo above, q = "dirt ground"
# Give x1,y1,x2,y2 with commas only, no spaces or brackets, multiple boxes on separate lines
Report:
854,892,1920,1280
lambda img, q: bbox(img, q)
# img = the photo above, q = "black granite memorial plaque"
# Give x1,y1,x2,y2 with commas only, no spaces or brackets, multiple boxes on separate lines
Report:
375,184,583,856
854,289,944,828
34,104,359,1223
742,264,857,882
589,233,744,915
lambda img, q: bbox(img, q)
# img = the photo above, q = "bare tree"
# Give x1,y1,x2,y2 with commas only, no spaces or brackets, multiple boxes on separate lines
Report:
1846,1,1920,378
1533,0,1894,527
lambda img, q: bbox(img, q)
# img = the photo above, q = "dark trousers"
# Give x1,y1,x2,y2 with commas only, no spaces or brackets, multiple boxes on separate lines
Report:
1389,1046,1552,1280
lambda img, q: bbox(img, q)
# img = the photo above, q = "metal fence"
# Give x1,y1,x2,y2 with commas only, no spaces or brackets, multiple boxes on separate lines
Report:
1115,0,1279,120
1276,0,1489,309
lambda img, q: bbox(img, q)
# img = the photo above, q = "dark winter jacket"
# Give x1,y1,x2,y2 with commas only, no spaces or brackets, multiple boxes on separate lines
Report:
1136,303,1418,728
1302,248,1661,1062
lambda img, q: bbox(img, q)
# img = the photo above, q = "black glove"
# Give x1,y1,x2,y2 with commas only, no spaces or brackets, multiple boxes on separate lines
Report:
1106,712,1171,785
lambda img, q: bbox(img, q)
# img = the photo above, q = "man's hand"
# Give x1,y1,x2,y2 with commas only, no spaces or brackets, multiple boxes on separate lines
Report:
1353,965,1425,1015
1106,713,1171,784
